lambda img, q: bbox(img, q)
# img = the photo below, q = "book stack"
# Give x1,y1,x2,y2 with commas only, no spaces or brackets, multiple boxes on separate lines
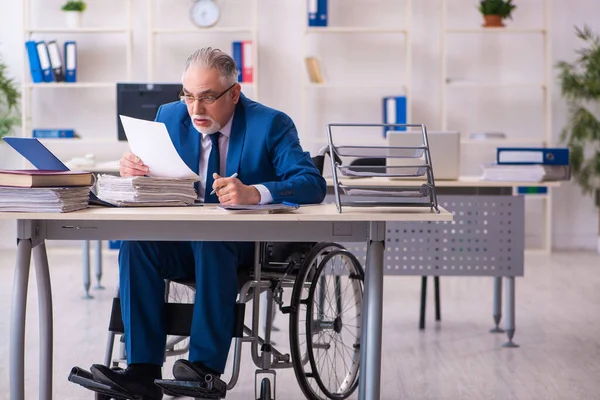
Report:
96,175,198,207
0,170,93,212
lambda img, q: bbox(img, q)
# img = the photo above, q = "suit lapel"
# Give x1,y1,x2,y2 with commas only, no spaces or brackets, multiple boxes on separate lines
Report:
178,116,201,174
226,99,246,176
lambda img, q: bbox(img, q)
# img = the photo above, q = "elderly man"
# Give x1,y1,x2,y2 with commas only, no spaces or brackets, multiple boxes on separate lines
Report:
90,47,326,399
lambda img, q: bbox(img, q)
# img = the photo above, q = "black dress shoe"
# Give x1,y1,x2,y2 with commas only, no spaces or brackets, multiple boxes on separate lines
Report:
90,364,163,400
172,359,220,381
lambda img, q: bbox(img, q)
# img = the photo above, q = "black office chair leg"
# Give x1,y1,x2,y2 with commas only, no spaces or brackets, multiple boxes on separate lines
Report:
434,276,441,321
419,276,427,330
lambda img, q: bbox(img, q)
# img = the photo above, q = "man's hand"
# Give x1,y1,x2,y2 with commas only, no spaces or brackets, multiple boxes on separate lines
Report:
212,173,260,205
119,152,149,177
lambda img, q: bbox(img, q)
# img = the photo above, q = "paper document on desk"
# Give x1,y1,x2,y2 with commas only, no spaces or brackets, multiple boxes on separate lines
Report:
119,115,199,179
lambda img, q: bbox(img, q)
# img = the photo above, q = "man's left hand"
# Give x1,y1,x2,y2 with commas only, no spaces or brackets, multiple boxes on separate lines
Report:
212,173,260,205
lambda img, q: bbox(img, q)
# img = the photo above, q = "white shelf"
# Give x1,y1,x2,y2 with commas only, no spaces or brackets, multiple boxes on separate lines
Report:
305,27,408,34
23,82,117,89
445,27,546,34
461,138,546,145
304,82,406,89
25,27,130,33
446,81,546,89
152,27,253,34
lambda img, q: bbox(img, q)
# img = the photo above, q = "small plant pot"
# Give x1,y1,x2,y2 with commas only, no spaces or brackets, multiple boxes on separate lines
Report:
64,11,82,28
483,15,505,28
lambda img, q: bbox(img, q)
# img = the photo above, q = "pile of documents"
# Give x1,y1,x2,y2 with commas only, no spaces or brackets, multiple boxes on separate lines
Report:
481,164,546,182
0,186,90,212
97,175,198,207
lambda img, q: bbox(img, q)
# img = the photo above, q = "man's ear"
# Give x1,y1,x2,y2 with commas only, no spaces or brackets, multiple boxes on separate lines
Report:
231,83,241,104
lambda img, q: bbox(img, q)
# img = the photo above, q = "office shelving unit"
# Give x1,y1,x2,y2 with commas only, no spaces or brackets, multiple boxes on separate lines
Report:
147,0,259,100
20,0,134,144
301,0,412,145
440,0,553,252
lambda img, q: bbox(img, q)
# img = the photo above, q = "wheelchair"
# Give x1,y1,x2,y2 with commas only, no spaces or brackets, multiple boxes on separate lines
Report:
69,238,365,400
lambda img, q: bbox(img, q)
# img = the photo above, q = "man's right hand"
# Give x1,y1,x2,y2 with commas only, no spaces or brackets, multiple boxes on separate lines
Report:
119,152,149,177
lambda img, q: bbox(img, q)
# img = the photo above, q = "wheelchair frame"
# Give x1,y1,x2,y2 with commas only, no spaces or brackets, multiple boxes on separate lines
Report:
86,241,364,400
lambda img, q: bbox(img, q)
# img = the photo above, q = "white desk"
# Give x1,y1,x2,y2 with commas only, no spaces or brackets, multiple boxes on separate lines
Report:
2,204,451,400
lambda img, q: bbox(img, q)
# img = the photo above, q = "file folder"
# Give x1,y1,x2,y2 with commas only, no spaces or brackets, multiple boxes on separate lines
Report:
47,40,65,82
241,40,253,83
25,41,44,83
232,41,243,82
308,0,327,27
64,41,77,83
497,148,569,165
382,96,407,136
36,41,55,82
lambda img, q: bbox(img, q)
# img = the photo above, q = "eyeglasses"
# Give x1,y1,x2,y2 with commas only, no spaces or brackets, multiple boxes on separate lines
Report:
179,83,237,105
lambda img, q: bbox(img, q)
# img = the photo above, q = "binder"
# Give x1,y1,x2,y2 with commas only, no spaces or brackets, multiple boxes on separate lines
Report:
32,129,77,138
241,40,253,84
64,41,77,83
497,148,569,165
382,96,407,136
46,40,65,82
308,0,327,27
36,41,55,82
232,41,243,82
25,41,44,83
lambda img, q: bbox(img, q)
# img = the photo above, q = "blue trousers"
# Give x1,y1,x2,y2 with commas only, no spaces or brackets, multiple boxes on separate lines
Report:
118,240,254,373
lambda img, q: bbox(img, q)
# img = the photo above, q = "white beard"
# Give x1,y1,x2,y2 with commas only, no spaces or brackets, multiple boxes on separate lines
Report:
191,115,222,135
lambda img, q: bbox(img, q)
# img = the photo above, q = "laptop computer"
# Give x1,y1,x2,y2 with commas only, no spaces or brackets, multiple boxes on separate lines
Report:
386,131,460,180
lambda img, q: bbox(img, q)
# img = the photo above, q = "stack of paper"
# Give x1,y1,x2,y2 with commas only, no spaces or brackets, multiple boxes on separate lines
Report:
0,187,90,212
481,164,546,182
97,175,198,207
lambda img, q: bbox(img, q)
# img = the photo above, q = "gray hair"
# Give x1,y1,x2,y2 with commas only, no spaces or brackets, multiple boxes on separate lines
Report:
182,47,238,86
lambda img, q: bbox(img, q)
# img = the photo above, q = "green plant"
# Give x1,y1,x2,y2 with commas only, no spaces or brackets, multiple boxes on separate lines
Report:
557,26,600,196
61,1,86,12
478,0,516,19
0,56,20,139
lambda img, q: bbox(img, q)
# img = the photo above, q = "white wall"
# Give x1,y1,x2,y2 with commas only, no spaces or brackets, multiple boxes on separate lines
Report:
0,0,599,250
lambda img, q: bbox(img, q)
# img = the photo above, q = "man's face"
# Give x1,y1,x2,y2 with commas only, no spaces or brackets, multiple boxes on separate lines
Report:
181,66,240,135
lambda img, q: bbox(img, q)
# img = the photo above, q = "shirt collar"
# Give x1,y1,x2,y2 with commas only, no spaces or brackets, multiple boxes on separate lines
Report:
201,113,234,140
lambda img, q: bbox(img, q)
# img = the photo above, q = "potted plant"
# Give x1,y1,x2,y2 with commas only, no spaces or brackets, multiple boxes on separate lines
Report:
0,56,20,141
0,55,20,168
556,26,600,252
478,0,516,28
61,1,87,29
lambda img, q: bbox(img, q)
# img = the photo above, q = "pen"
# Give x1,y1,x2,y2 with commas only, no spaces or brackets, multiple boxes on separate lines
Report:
209,172,238,195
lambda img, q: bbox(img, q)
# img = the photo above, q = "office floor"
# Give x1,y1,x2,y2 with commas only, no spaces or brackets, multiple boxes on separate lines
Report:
0,247,599,400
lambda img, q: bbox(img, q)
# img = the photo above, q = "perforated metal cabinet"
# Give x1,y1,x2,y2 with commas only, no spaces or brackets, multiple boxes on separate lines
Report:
341,195,525,277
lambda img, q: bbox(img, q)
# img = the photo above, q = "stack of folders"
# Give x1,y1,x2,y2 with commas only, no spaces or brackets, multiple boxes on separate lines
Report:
0,170,93,212
481,164,546,182
97,175,198,207
481,148,571,183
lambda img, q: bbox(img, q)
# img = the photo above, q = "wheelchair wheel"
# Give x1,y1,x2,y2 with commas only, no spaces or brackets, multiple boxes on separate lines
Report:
290,245,364,400
259,377,272,400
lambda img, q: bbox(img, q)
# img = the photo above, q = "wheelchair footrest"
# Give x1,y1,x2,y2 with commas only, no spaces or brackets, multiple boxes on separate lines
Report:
154,377,227,399
68,366,132,399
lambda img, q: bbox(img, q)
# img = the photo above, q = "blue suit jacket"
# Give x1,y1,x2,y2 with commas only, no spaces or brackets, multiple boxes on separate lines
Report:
155,94,326,204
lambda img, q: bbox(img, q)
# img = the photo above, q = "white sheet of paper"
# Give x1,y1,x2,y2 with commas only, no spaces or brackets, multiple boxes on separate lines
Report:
119,115,199,179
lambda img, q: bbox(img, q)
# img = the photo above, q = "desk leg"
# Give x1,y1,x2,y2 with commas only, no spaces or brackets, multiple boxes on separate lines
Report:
490,277,504,333
502,276,519,348
82,240,92,299
359,222,385,400
10,239,32,400
94,240,105,290
33,242,53,400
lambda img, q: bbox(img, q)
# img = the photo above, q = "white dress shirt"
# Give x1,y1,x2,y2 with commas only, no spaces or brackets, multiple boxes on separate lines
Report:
197,113,272,204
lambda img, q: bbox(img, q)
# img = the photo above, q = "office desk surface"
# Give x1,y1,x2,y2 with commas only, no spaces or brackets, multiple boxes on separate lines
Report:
0,203,452,222
326,176,561,188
